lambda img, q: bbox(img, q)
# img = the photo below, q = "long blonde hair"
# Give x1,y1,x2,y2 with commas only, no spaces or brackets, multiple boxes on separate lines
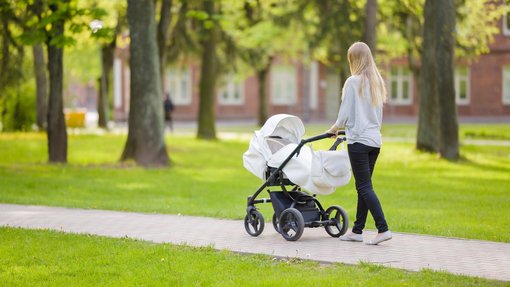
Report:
347,42,387,106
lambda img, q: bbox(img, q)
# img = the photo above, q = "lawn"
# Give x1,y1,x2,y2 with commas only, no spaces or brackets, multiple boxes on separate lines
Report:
0,227,506,287
219,122,510,141
0,127,509,242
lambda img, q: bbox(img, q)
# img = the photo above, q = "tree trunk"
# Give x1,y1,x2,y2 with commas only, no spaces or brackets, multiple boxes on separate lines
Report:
121,0,170,166
416,0,440,153
33,44,47,131
98,44,114,128
157,0,172,96
257,61,270,127
364,0,377,56
437,0,459,160
197,0,218,139
97,74,107,128
46,3,67,163
417,0,458,160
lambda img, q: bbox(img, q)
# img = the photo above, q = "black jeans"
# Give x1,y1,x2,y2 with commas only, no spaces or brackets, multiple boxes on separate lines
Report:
347,142,388,234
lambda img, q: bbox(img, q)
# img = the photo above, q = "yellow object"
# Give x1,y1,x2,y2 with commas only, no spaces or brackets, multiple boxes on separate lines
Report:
65,110,86,128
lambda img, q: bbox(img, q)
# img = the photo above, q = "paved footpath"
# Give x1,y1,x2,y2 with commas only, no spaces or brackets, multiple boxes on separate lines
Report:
1,204,510,282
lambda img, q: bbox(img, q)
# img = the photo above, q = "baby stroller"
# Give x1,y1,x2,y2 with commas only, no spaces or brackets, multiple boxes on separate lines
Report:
243,114,351,241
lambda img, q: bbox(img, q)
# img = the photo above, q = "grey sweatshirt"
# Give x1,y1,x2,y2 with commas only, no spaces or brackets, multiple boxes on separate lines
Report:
334,75,383,148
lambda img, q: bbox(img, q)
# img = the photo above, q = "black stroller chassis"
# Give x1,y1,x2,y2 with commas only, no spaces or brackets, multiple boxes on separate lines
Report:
244,132,349,241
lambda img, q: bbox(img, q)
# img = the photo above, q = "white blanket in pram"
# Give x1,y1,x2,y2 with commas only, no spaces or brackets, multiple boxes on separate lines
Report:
243,114,351,195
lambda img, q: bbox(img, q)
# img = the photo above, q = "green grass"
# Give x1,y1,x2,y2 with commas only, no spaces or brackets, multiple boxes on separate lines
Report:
0,131,509,242
301,123,510,140
1,227,507,287
218,122,510,140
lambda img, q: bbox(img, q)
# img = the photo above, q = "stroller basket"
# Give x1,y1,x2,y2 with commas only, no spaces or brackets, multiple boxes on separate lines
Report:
270,191,320,222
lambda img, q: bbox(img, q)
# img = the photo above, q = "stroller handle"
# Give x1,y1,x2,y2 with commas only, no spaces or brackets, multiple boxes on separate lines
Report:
329,136,347,151
302,130,346,144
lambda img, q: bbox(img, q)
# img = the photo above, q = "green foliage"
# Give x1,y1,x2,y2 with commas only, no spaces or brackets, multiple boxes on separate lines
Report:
1,227,506,286
222,0,301,74
0,79,36,132
1,0,110,51
273,0,365,74
455,0,507,59
63,41,101,84
381,0,507,62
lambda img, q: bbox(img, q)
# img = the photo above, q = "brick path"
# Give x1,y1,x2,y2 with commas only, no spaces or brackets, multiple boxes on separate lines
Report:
1,204,509,282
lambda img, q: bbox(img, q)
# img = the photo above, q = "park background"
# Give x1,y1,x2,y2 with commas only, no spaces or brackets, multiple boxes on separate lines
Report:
1,0,510,286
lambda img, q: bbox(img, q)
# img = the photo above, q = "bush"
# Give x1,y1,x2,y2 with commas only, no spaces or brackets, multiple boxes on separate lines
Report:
0,79,36,132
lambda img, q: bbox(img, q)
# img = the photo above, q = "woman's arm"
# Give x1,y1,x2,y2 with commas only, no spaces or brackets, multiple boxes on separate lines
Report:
327,78,354,133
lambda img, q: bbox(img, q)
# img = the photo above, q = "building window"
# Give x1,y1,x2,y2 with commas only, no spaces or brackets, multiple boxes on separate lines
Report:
503,11,510,36
218,75,244,105
389,66,412,105
271,65,297,105
455,66,470,105
503,65,510,105
166,67,192,105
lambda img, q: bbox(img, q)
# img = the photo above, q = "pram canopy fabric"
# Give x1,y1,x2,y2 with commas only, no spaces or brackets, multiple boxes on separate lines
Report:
243,114,351,195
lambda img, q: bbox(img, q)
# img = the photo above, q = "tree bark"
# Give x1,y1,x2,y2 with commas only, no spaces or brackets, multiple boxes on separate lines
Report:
197,0,218,139
417,0,459,160
157,0,172,96
364,0,377,56
98,44,114,128
46,3,67,163
121,0,170,166
33,43,47,131
257,61,270,126
437,0,459,160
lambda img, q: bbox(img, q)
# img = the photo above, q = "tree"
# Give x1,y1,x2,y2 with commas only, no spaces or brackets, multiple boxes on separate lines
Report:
276,0,364,90
364,0,378,56
2,0,107,161
157,0,173,96
0,0,31,131
33,44,47,130
121,0,170,166
419,0,459,160
196,0,219,139
236,0,298,126
434,0,458,160
96,4,125,129
380,0,505,158
30,0,48,131
46,0,69,162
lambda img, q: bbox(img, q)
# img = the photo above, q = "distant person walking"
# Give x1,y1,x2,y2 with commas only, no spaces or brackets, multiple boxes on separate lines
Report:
164,93,175,132
327,42,391,245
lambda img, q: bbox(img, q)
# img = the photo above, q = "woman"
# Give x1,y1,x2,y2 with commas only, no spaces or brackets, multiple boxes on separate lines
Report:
327,42,392,245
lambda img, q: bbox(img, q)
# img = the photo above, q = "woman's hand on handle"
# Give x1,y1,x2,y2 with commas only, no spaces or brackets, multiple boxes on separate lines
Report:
326,125,340,138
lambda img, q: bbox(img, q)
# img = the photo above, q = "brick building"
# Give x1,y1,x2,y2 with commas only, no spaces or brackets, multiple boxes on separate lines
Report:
112,14,510,123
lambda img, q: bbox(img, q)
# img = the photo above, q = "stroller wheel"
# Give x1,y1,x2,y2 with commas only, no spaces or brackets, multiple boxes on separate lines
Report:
279,208,304,241
244,210,265,237
324,205,349,237
272,213,280,234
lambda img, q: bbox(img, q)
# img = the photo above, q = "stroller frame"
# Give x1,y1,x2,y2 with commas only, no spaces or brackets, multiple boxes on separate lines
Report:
244,132,349,241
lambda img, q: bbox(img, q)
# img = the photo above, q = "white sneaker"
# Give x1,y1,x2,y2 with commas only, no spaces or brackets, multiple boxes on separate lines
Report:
366,231,392,245
339,232,363,242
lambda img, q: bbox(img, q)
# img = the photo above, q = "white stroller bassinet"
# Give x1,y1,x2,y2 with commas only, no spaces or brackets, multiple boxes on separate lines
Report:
243,114,351,195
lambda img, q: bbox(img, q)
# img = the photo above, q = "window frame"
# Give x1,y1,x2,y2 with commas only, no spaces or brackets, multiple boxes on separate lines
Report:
271,64,297,106
503,12,510,37
217,75,244,106
388,66,413,105
455,66,470,105
502,65,510,105
166,67,192,105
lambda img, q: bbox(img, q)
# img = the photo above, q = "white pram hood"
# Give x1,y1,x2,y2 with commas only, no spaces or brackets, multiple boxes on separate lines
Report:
243,114,351,195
